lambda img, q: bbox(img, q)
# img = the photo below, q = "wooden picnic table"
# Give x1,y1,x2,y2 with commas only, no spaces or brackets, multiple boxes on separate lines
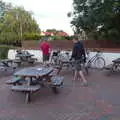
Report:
6,65,64,103
15,54,34,61
14,67,53,77
16,54,34,58
0,59,13,67
105,58,120,75
12,67,53,103
0,59,15,72
15,53,36,66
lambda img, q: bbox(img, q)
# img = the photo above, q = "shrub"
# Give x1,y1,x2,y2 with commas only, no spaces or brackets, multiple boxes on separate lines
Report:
64,36,73,40
52,36,65,40
23,33,41,40
0,45,12,59
0,32,19,45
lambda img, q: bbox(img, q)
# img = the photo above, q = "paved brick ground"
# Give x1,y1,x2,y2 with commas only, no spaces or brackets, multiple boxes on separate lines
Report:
0,68,120,120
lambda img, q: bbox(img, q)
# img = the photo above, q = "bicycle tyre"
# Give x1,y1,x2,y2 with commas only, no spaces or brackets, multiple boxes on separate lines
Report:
50,56,57,65
94,57,106,69
83,65,89,75
83,63,92,75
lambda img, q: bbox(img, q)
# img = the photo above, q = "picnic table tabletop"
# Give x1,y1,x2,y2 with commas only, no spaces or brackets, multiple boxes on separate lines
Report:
14,67,53,77
112,58,120,63
16,54,34,57
61,60,73,63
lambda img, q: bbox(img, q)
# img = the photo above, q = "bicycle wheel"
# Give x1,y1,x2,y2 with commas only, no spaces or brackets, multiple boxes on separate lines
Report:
94,57,105,69
51,56,57,65
83,62,92,75
81,63,88,75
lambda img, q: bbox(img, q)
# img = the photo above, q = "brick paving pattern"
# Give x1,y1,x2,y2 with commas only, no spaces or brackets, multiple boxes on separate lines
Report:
0,68,120,120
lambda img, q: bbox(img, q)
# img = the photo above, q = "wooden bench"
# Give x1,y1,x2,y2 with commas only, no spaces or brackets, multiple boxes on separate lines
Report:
11,85,40,103
51,76,64,86
6,77,26,85
11,85,40,92
6,77,21,85
50,76,64,94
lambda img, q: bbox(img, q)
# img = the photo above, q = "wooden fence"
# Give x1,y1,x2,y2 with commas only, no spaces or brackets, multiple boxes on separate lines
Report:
22,40,120,52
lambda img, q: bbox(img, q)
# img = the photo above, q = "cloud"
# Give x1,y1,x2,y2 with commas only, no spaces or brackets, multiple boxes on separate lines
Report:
3,0,73,35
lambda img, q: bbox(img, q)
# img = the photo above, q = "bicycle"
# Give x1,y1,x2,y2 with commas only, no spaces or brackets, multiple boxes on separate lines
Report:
50,50,61,66
86,50,106,71
50,50,71,66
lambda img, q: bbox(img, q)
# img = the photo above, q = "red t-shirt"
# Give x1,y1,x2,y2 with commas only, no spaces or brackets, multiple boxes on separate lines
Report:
40,42,51,55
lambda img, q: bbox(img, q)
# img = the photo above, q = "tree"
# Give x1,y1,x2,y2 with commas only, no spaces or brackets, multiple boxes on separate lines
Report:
0,1,40,46
69,0,120,41
0,0,12,22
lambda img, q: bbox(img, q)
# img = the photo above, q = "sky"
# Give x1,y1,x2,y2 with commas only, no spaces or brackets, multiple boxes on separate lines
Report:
3,0,74,35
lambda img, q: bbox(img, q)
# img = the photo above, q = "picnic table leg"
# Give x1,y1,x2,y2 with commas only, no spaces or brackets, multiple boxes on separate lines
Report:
57,63,63,75
2,61,9,67
51,87,59,94
25,92,31,104
25,77,32,103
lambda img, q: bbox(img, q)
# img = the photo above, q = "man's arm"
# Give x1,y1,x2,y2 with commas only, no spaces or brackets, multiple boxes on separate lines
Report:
81,47,86,62
48,43,52,53
82,48,86,58
71,45,77,59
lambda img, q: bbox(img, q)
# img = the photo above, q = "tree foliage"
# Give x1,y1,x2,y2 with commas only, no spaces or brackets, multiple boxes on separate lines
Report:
69,0,120,40
0,0,40,46
46,29,64,35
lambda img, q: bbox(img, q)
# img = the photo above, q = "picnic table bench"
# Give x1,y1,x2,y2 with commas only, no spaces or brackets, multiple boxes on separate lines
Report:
105,58,120,75
6,67,64,103
0,59,16,72
6,77,27,85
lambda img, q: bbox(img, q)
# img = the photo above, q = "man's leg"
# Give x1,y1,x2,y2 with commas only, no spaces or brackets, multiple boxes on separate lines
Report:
46,54,50,66
43,54,46,66
73,61,79,81
79,70,88,85
73,70,78,81
77,61,88,85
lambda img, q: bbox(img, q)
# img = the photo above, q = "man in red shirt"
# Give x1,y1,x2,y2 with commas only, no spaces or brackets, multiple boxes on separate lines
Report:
40,37,51,64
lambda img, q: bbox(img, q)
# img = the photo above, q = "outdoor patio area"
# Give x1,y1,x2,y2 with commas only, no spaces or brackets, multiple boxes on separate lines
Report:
0,66,120,120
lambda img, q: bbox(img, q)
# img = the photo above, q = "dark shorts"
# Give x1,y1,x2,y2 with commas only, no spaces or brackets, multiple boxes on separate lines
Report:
74,60,82,71
43,54,50,62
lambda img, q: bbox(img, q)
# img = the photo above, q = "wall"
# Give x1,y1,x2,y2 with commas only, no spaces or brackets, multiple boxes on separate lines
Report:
8,49,120,66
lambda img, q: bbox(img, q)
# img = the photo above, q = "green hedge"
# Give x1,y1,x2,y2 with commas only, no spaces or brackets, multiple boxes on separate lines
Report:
0,32,41,46
23,33,41,40
0,45,12,59
51,36,73,41
0,32,19,45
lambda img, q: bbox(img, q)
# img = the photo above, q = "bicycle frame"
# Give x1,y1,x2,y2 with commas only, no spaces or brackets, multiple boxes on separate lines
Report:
87,52,103,64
